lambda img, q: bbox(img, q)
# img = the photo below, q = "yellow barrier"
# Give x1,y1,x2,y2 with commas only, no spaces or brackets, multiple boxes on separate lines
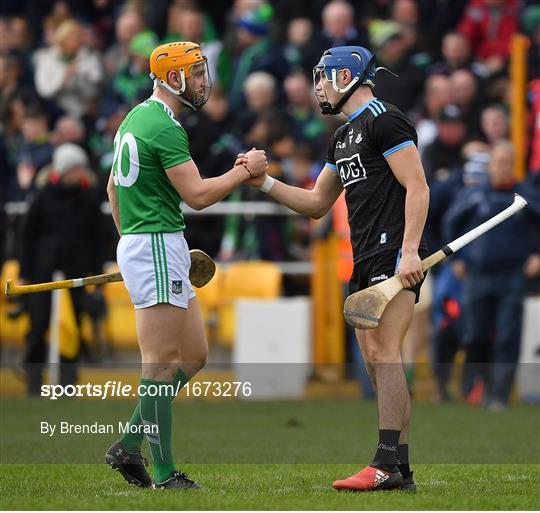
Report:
311,234,345,373
217,261,282,348
510,33,528,181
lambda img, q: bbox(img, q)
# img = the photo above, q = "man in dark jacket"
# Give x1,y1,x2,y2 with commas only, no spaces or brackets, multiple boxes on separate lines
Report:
444,140,540,409
19,143,107,394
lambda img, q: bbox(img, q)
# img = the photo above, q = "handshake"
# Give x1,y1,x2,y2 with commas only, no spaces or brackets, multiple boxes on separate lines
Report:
234,148,268,188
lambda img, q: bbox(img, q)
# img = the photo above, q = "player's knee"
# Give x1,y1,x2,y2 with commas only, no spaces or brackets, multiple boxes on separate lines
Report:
365,340,400,364
185,342,208,374
141,362,178,381
195,345,208,370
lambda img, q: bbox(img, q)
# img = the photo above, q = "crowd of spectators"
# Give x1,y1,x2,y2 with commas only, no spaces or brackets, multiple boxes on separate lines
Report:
1,0,540,405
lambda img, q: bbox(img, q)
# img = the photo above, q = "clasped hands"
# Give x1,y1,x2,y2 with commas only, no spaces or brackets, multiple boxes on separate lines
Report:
234,148,268,186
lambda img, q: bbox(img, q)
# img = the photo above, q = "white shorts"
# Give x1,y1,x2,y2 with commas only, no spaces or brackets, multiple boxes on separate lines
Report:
117,231,196,309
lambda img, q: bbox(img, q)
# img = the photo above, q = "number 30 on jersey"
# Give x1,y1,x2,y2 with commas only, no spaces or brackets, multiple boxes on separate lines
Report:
112,131,140,187
336,153,367,187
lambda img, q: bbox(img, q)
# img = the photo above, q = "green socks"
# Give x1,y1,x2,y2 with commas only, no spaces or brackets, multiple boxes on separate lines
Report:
120,368,189,484
140,378,175,483
172,368,189,394
120,401,144,453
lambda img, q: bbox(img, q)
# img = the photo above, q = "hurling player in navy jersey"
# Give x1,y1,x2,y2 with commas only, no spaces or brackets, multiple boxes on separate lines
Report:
246,46,429,491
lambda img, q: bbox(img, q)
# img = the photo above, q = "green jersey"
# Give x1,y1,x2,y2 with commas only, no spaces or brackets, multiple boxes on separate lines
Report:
112,97,191,234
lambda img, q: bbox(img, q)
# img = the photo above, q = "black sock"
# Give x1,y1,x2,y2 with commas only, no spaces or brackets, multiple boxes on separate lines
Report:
397,444,411,478
371,429,400,472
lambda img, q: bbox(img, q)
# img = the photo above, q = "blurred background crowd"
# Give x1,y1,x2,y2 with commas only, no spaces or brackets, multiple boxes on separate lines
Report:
1,0,539,407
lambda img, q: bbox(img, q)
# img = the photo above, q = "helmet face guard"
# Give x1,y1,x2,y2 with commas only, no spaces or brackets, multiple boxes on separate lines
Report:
149,42,212,111
312,47,377,115
182,59,212,110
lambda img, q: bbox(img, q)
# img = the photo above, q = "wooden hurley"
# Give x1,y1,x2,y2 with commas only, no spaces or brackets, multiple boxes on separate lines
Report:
344,194,528,330
5,249,216,296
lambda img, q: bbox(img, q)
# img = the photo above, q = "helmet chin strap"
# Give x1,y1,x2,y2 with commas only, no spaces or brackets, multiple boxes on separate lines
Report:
318,55,377,116
150,68,198,111
318,78,363,115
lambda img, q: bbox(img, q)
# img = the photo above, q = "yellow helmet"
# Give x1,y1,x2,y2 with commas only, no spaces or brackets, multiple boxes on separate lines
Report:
149,41,211,110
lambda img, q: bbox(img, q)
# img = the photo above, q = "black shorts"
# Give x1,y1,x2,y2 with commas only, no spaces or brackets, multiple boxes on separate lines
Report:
349,248,429,303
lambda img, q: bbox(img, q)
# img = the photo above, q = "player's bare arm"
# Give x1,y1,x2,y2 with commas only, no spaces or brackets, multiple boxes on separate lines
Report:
106,171,121,235
385,145,429,289
166,148,266,210
247,166,343,218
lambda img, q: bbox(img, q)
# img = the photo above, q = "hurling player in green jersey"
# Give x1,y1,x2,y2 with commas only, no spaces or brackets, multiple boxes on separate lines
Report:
105,42,267,490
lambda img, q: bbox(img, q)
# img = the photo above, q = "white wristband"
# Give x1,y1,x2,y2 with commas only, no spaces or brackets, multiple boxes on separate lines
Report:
259,175,275,193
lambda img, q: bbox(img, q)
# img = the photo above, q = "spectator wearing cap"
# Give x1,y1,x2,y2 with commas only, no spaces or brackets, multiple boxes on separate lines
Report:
444,140,540,409
33,19,104,119
18,143,108,395
370,20,427,115
228,3,289,110
423,104,468,185
422,105,468,262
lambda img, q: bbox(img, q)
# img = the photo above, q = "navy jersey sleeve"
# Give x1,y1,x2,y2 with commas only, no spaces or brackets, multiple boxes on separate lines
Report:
326,131,337,170
370,111,417,157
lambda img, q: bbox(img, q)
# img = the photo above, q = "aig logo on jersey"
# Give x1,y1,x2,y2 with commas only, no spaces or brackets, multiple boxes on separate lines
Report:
337,154,367,187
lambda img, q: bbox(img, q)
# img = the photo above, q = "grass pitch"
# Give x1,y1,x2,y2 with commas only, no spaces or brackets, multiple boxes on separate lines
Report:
0,398,539,510
1,463,539,510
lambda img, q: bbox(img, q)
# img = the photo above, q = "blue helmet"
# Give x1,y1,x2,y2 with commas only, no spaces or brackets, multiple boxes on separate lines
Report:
313,46,377,115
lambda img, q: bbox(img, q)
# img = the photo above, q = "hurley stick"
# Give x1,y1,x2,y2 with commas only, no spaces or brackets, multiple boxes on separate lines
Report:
5,249,216,295
344,194,528,329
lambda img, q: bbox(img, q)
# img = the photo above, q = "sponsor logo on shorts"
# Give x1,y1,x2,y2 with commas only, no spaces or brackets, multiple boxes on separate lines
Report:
370,274,388,282
171,280,183,294
380,232,387,244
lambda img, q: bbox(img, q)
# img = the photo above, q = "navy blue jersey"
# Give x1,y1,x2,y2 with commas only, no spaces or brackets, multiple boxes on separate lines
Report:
327,97,428,261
